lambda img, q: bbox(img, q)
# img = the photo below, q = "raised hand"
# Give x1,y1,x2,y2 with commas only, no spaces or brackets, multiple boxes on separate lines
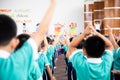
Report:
84,22,94,37
106,25,112,35
51,0,56,3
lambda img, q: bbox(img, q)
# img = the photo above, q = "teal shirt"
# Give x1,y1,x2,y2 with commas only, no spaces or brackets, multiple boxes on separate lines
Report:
37,52,49,76
0,38,37,80
46,45,55,67
29,61,42,80
54,43,59,51
63,44,68,52
69,50,113,80
113,48,120,70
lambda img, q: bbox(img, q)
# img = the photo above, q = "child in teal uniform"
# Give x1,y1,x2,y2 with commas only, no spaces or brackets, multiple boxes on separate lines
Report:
0,0,56,80
107,25,120,80
46,37,55,72
67,23,113,80
15,34,42,80
37,36,56,80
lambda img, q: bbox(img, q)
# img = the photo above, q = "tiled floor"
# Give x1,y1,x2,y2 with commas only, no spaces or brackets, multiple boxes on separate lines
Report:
54,54,67,80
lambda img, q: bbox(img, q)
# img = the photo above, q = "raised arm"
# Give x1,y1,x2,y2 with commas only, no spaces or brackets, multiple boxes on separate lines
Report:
91,25,112,51
31,0,56,47
107,25,119,50
66,23,92,58
43,36,48,53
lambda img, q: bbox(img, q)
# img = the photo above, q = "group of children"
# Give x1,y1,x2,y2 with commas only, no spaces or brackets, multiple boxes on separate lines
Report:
0,0,120,80
0,0,56,80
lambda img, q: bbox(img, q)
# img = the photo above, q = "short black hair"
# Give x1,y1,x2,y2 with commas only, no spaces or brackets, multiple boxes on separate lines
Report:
36,23,40,26
117,40,120,46
0,14,17,46
69,37,74,42
83,35,105,58
15,34,30,51
47,37,52,44
23,23,26,25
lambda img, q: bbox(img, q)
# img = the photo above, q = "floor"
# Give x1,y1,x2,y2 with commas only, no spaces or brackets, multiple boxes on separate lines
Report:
54,54,67,80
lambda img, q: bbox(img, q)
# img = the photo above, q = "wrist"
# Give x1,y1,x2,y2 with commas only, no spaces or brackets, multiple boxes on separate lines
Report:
51,0,56,4
82,32,87,37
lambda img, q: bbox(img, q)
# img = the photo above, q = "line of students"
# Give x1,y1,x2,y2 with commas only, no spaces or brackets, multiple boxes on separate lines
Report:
0,0,120,80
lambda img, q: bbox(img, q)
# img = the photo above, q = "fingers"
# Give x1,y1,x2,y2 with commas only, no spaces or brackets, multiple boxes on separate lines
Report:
51,0,56,3
105,25,112,34
84,22,95,36
112,70,120,75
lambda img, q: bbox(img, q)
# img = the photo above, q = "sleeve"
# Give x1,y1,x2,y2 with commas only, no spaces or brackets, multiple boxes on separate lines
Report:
44,54,50,66
102,50,113,67
68,50,84,69
33,62,42,80
28,62,42,80
27,38,38,60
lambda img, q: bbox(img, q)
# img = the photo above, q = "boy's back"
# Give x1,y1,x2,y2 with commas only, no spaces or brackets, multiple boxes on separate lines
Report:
67,23,113,80
69,49,113,80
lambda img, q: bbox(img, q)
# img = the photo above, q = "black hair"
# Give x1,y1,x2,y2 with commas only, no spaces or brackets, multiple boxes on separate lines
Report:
0,14,17,46
47,37,52,44
117,40,120,46
36,23,40,26
15,34,30,51
69,37,74,42
23,23,26,26
83,35,105,58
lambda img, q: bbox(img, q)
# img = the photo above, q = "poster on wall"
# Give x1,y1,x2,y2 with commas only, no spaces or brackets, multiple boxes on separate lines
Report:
54,23,64,35
69,22,77,35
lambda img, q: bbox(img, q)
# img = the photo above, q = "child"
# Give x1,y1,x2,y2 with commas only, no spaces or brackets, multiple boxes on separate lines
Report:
37,36,55,80
46,37,55,73
66,23,113,80
107,25,120,80
15,34,42,80
0,0,56,79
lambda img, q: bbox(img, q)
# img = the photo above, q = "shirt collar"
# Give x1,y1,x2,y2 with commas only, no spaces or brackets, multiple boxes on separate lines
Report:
87,58,102,63
0,50,10,59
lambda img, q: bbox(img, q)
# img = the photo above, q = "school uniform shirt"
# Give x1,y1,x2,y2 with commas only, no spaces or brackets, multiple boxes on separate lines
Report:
69,49,113,80
63,44,68,53
113,48,120,70
54,43,59,51
29,61,42,80
37,52,50,76
0,38,38,80
46,45,55,67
